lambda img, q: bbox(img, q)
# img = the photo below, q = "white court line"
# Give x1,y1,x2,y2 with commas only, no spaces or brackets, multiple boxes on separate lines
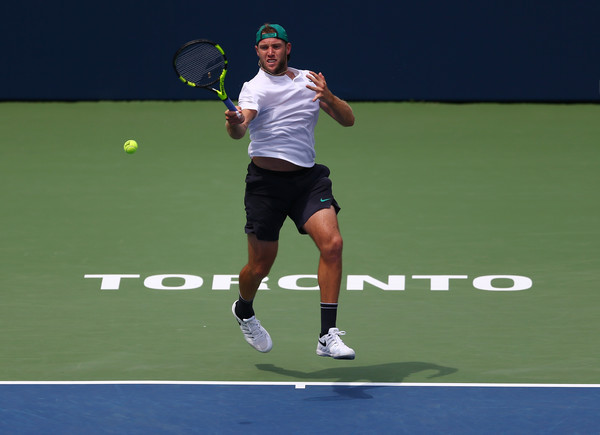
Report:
0,381,599,388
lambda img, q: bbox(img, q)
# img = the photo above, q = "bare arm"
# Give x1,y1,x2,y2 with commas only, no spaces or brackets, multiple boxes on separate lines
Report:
225,107,257,139
306,71,355,127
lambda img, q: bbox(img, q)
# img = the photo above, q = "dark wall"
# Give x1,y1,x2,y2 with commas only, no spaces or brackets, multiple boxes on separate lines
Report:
2,1,599,101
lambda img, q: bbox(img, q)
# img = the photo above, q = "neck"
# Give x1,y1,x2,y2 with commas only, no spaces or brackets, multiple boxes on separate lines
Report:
261,67,287,77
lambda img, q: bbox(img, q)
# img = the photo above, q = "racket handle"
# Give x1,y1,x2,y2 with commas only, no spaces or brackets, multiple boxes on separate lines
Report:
223,98,237,111
223,98,242,118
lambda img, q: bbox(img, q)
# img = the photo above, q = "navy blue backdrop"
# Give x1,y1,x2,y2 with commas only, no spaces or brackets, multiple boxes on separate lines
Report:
1,1,599,101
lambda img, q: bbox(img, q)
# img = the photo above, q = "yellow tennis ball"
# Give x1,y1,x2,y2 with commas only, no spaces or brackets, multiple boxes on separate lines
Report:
124,139,138,154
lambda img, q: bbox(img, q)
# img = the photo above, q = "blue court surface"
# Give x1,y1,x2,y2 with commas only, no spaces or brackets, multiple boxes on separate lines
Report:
1,382,599,434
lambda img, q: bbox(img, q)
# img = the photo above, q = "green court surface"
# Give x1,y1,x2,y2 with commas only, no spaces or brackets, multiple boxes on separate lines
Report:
1,101,599,384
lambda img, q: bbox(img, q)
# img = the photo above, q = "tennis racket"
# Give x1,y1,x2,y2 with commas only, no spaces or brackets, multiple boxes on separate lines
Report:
173,39,239,114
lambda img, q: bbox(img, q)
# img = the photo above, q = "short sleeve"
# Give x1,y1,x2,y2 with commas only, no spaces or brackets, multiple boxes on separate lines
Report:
238,82,259,112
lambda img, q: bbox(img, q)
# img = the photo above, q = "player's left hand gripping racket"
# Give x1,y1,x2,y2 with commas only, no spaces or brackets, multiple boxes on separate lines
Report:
173,39,239,114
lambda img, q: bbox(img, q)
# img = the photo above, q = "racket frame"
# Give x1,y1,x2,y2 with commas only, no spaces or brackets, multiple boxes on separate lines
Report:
173,39,238,112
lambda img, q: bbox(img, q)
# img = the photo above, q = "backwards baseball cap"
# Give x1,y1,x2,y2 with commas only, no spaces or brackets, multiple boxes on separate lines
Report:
255,24,289,44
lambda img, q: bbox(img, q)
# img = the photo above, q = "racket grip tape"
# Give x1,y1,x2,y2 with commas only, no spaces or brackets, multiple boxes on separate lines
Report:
223,98,237,111
223,98,242,118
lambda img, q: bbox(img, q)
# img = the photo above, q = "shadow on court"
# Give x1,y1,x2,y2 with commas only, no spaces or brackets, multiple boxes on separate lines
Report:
256,362,457,400
256,361,457,383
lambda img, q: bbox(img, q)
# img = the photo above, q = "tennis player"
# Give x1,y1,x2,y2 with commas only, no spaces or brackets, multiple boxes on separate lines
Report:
225,23,355,359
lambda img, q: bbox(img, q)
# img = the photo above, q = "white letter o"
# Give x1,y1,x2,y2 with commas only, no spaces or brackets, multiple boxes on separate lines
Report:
144,274,203,290
473,275,532,291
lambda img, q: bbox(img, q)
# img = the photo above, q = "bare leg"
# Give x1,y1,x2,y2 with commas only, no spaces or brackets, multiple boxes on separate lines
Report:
238,234,278,301
303,207,343,303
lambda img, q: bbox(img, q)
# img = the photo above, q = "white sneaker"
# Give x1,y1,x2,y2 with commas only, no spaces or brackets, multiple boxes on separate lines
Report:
232,301,272,353
316,327,355,359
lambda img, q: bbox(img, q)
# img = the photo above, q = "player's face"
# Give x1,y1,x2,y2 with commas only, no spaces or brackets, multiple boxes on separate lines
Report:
256,38,291,75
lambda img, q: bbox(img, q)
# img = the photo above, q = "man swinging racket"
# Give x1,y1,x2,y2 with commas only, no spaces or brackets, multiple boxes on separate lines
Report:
225,23,356,359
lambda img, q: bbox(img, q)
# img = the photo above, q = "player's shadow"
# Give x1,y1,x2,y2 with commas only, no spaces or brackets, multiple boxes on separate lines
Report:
255,362,458,401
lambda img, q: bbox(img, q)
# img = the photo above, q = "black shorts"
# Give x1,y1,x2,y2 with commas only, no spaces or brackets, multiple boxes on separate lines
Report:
244,161,341,241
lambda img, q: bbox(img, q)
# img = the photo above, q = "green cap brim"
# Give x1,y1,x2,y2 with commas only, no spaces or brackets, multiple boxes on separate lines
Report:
256,24,289,44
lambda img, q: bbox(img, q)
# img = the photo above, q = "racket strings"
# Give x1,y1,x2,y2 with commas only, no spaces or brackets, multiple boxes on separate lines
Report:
175,44,225,86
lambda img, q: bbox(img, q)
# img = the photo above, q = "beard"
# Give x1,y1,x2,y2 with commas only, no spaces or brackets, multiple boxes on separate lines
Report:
259,57,288,76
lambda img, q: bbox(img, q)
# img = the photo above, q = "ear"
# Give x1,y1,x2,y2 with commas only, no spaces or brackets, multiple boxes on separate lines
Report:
286,42,292,55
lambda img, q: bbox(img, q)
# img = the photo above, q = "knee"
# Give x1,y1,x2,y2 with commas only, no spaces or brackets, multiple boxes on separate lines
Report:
321,235,343,263
247,261,272,280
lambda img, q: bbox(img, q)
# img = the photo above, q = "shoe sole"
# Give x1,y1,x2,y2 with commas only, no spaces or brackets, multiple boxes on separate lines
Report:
316,350,356,360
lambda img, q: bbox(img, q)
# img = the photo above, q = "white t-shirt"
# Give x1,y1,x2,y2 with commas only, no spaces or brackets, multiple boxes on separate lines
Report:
238,68,320,167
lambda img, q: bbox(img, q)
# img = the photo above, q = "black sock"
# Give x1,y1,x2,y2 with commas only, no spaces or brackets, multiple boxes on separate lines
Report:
320,303,338,337
236,295,255,320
